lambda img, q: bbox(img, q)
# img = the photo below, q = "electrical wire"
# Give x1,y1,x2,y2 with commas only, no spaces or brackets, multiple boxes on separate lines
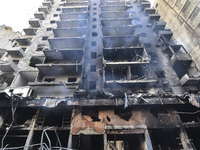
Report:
40,127,66,150
1,94,19,148
54,130,62,148
174,110,200,115
1,143,50,150
52,147,77,150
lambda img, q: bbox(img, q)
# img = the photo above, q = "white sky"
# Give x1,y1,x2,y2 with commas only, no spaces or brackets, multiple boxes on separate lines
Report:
0,0,156,32
0,0,43,32
149,0,156,7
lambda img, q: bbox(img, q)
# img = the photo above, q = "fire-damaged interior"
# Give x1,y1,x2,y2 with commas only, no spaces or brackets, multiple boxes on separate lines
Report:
0,0,200,149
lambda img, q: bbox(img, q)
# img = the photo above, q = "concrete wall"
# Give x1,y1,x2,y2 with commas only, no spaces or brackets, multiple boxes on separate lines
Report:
154,0,200,69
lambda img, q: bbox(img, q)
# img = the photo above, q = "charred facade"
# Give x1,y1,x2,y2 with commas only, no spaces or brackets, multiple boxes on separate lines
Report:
0,0,200,150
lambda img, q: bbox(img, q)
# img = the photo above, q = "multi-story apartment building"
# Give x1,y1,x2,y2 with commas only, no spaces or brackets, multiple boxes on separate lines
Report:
0,0,200,149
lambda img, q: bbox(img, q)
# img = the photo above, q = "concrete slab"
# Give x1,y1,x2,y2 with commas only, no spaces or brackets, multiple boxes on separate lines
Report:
62,6,88,13
48,38,85,49
36,63,82,80
101,6,128,11
7,47,26,58
23,28,36,36
144,8,156,15
101,11,130,19
141,2,151,10
46,0,54,4
56,20,87,28
0,73,15,88
102,26,135,36
103,47,149,63
59,12,88,20
180,74,200,86
53,28,86,37
0,61,18,72
63,1,89,6
158,30,173,41
101,18,132,26
42,2,52,9
148,14,161,23
34,12,46,20
153,21,166,33
11,71,38,87
16,38,31,46
103,35,139,48
101,1,125,6
38,6,49,15
43,49,83,62
29,18,41,28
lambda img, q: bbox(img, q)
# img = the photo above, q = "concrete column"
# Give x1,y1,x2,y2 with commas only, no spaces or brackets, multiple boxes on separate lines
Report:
179,128,194,150
104,133,107,150
144,129,153,150
172,110,194,150
67,108,76,149
24,109,40,150
127,65,131,80
67,135,73,149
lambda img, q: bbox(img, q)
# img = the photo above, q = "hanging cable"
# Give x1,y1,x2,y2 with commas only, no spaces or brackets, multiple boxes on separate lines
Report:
1,93,20,148
54,130,62,147
1,143,50,150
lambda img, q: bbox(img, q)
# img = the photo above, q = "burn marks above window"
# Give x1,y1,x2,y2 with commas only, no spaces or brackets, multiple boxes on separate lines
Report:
114,106,132,121
42,108,70,127
50,20,56,24
30,56,45,67
144,43,151,48
140,33,146,37
42,36,49,40
156,71,165,78
68,78,76,82
45,78,55,82
47,28,52,31
89,81,96,89
92,32,98,36
54,14,58,17
92,41,97,46
82,107,100,122
90,65,96,72
37,44,45,51
56,8,61,11
91,52,97,59
92,25,97,29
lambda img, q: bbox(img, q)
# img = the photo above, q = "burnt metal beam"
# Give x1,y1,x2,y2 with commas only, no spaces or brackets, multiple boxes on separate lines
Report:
170,110,194,150
24,109,40,150
144,130,153,150
104,133,107,150
0,96,183,107
67,109,75,149
179,128,194,150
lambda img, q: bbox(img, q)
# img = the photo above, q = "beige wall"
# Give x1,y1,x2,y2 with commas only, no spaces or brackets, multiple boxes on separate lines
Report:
154,0,200,69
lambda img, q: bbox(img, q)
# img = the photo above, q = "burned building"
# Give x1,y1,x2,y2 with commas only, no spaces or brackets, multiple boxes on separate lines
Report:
0,0,200,149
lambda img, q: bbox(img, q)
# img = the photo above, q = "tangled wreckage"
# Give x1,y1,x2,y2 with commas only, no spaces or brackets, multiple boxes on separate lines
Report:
0,0,200,149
